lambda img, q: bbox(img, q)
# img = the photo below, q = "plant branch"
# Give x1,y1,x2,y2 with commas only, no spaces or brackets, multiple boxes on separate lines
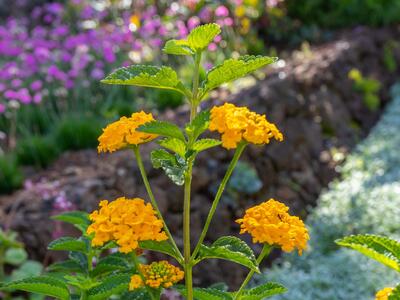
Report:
133,146,183,264
234,244,272,300
191,142,247,259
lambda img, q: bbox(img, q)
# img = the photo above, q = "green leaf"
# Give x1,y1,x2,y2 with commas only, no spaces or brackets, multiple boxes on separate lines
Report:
196,236,259,273
121,288,151,300
177,286,233,300
101,65,190,97
239,282,287,300
389,284,400,300
69,251,88,271
47,259,84,273
336,234,400,271
185,110,210,141
139,240,182,262
201,56,278,97
91,255,130,277
11,261,43,281
158,138,187,157
2,276,70,300
48,237,88,253
187,23,221,51
163,39,194,56
52,211,90,232
5,248,28,265
138,120,186,142
192,139,221,152
87,274,131,300
151,149,187,185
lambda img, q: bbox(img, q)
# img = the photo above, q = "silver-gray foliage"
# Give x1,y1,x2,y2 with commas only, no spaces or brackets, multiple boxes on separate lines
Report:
257,83,400,300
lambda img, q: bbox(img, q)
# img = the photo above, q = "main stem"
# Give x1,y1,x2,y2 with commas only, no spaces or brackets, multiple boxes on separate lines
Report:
133,146,183,263
184,50,202,300
191,142,247,259
234,244,272,300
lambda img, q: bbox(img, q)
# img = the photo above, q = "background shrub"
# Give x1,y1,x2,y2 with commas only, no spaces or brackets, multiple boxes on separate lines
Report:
257,83,400,299
0,155,23,194
53,114,103,151
16,136,59,168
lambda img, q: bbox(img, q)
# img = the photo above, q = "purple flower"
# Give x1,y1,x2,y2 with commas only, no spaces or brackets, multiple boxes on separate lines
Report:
103,46,116,63
30,80,43,91
0,103,5,114
215,5,229,17
90,68,104,80
188,16,200,30
11,79,22,88
17,88,31,104
33,93,42,103
4,90,18,100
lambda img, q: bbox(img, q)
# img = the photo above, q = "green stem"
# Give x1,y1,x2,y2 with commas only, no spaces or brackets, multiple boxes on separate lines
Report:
190,51,202,120
133,146,183,264
183,161,194,300
234,245,272,300
191,142,247,260
0,247,4,282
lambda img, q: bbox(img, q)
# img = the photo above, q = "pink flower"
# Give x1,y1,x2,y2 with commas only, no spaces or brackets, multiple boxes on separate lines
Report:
0,103,5,114
215,5,229,17
187,16,200,30
33,93,42,103
224,17,234,26
31,80,43,91
208,43,217,52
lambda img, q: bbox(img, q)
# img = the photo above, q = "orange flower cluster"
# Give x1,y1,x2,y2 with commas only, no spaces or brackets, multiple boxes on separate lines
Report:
129,261,184,290
376,287,394,300
209,103,283,149
98,111,157,153
87,197,168,253
236,199,309,254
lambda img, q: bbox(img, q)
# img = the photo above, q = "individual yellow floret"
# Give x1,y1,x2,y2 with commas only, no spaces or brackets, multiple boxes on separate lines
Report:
139,261,184,289
376,287,394,300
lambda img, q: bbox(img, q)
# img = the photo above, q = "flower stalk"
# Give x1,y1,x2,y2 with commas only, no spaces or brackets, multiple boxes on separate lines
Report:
234,244,272,300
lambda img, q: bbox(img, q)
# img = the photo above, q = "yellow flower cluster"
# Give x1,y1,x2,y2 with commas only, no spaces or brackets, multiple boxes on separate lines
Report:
236,199,309,254
209,103,283,149
129,261,184,290
87,197,168,253
376,287,394,300
98,111,157,153
129,274,143,290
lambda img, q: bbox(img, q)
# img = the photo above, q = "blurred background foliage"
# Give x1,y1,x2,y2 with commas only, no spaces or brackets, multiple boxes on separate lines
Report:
0,0,399,194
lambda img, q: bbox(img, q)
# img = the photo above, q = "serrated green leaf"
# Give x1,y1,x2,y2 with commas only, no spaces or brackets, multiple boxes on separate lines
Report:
336,234,400,271
201,56,278,98
186,110,210,141
196,236,259,273
139,240,181,262
187,23,221,50
138,120,186,142
5,248,28,265
177,286,233,300
151,149,187,185
69,251,88,271
91,255,130,277
239,282,287,300
101,65,190,97
158,138,187,157
87,274,131,300
121,288,151,300
2,276,70,300
52,211,90,232
163,39,194,55
47,259,84,273
389,284,400,300
192,139,221,152
48,237,87,253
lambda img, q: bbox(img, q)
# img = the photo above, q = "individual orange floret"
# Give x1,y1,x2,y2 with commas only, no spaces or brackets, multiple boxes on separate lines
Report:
98,111,157,153
139,261,184,289
209,103,283,149
129,274,144,290
236,199,309,255
87,197,168,253
376,287,394,300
